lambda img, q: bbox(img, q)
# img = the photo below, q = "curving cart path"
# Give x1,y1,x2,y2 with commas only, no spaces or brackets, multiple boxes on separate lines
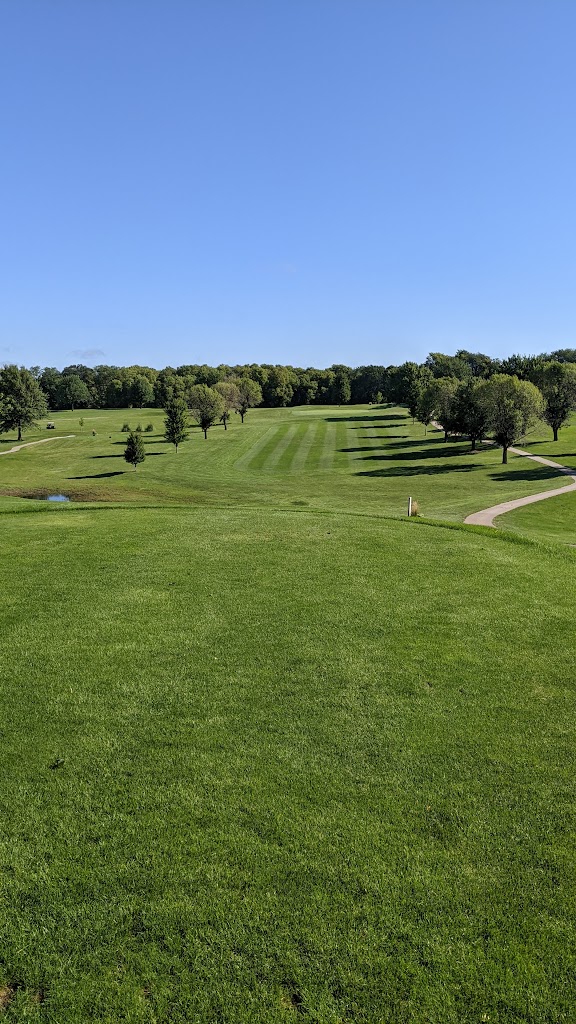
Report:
464,446,576,527
0,435,75,456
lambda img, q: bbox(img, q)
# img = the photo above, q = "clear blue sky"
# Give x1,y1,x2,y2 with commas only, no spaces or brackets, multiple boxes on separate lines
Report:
2,0,576,370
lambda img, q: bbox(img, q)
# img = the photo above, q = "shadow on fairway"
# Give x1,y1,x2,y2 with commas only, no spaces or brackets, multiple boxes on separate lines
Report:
111,439,168,446
68,471,125,480
350,445,476,462
91,452,166,459
357,463,484,477
489,466,565,482
379,436,449,450
324,413,407,422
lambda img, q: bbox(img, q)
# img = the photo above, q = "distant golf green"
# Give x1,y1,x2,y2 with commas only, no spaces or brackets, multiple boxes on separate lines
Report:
0,406,575,1022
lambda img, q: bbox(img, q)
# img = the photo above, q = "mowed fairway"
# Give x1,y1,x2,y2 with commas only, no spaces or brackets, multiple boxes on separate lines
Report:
2,404,576,524
1,408,576,1022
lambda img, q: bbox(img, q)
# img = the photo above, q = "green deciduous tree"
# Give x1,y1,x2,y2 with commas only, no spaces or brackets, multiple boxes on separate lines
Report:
453,379,489,450
331,369,351,405
233,377,263,423
214,381,240,430
130,375,154,408
57,374,91,411
164,397,189,452
123,431,146,470
0,364,48,440
483,374,544,464
188,384,225,438
430,377,459,439
541,361,576,441
416,384,436,434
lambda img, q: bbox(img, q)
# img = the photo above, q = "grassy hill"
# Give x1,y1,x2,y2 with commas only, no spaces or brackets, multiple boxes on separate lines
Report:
0,406,575,1022
1,404,574,522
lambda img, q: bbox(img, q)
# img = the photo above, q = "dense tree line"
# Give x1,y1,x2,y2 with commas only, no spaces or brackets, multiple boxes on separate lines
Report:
3,347,576,461
14,346,575,414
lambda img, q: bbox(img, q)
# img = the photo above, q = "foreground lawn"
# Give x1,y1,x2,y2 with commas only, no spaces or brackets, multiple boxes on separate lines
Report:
0,505,575,1022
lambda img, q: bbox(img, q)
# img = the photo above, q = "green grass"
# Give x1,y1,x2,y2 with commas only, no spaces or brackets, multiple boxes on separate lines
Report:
487,417,576,543
1,404,574,522
1,406,575,1021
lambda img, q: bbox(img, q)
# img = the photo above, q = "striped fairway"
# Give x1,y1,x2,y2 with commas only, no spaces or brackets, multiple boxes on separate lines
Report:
233,411,407,474
235,416,361,473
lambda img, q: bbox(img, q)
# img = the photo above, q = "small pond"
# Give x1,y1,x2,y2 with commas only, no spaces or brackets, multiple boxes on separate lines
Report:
46,494,70,502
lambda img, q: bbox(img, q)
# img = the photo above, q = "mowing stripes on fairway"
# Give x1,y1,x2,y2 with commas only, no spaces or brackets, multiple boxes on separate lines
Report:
304,420,327,470
334,419,353,469
247,423,292,470
274,422,310,471
289,421,319,471
319,421,337,469
261,424,300,471
234,423,281,471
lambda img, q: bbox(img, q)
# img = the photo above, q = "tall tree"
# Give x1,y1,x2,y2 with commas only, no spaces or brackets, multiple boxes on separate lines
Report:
453,379,489,450
416,384,436,434
262,366,294,407
233,377,263,422
164,397,189,452
541,361,576,441
482,374,544,464
130,375,154,408
188,384,225,438
0,365,48,440
57,374,91,411
332,369,351,405
38,367,62,408
123,431,146,470
214,381,240,430
430,377,459,439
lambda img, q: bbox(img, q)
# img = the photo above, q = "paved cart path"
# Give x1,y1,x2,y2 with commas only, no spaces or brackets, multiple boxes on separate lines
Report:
0,435,75,456
464,446,576,527
427,421,576,528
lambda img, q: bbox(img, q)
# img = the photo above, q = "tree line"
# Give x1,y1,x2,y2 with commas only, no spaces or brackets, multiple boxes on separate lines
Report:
9,346,576,412
2,347,576,463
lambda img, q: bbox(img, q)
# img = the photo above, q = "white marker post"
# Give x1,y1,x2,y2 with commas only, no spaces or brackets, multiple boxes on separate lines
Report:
407,496,412,518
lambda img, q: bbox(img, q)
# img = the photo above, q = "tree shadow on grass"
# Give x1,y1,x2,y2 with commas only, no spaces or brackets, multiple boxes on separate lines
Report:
111,438,169,446
488,465,568,482
379,436,456,450
339,445,386,453
353,445,479,463
91,452,166,459
357,463,484,477
67,471,125,480
324,413,407,422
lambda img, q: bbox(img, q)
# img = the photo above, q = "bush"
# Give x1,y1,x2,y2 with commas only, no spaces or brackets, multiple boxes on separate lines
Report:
144,423,154,432
121,423,131,432
135,423,143,433
410,499,420,517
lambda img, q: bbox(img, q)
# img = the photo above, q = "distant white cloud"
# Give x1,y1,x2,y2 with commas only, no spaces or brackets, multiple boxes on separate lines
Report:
67,348,106,360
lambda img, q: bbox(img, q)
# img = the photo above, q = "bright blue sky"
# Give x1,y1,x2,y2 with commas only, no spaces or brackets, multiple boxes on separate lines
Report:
2,1,576,370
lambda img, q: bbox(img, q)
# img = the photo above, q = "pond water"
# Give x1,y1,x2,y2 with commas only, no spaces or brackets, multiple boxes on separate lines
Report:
46,494,70,502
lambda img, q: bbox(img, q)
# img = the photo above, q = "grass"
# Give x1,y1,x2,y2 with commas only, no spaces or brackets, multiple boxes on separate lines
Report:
0,406,575,1021
1,404,574,522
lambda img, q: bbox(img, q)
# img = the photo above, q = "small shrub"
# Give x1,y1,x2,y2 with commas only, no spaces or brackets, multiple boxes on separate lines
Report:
410,499,420,517
121,423,131,432
135,423,143,433
144,423,154,432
